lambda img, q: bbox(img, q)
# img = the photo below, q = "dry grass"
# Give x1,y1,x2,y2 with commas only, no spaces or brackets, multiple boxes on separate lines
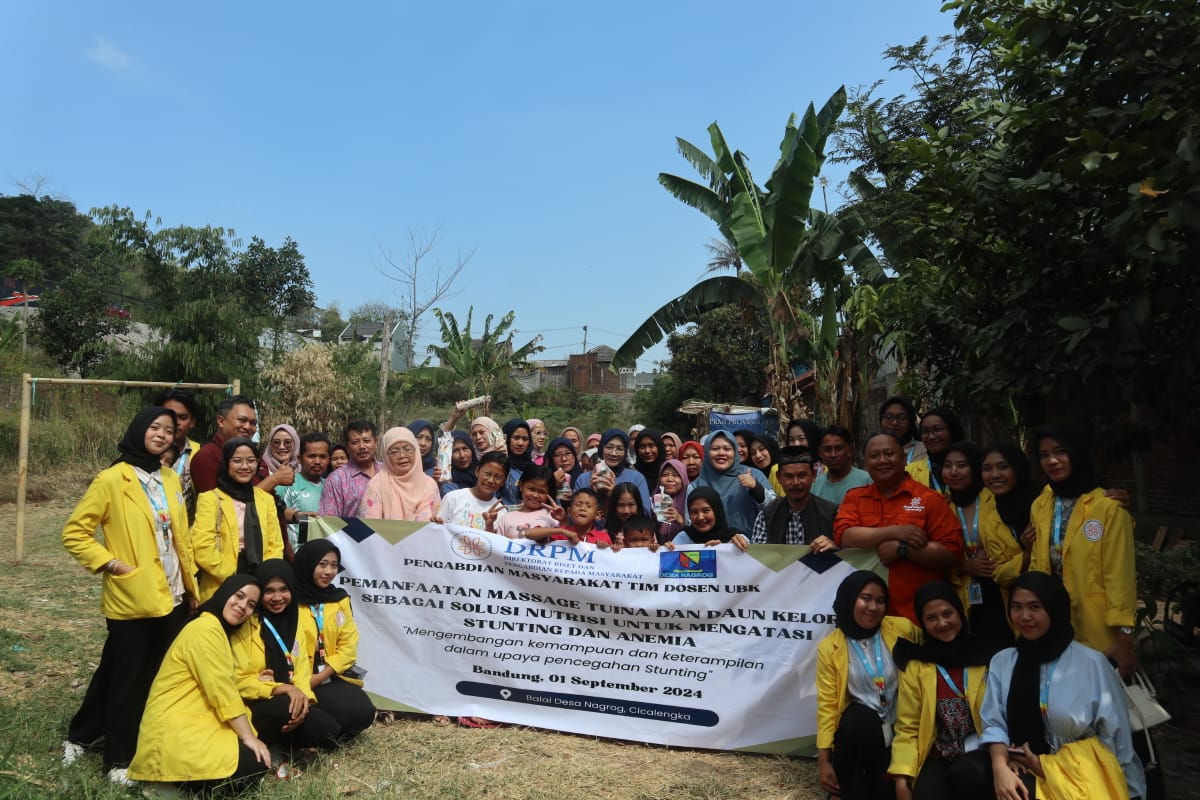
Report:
0,502,824,799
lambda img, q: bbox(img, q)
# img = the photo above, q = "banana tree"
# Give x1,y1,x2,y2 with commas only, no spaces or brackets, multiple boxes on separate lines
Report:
613,88,882,423
423,307,545,397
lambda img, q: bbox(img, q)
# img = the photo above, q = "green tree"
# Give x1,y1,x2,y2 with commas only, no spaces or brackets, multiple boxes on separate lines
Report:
665,305,770,404
6,258,42,352
837,0,1200,430
613,89,882,424
30,264,129,375
0,194,92,282
631,373,691,434
235,236,316,365
424,307,545,397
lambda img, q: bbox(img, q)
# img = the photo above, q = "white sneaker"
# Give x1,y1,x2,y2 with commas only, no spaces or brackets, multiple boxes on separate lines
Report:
108,767,136,787
61,741,84,766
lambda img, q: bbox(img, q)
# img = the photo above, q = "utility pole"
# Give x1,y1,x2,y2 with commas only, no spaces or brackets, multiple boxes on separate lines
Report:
377,317,394,431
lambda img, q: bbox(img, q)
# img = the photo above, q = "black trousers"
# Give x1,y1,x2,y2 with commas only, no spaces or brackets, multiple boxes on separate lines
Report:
313,677,376,740
67,603,189,769
248,694,342,750
180,742,270,797
912,749,994,800
831,701,892,800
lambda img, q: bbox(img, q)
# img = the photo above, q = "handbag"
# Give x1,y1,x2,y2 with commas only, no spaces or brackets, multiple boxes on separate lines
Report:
1124,668,1171,732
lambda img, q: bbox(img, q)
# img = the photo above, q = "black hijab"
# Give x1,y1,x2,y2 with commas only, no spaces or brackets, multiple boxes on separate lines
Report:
683,486,738,544
733,429,758,466
407,420,438,472
893,581,994,670
448,430,478,488
216,437,264,571
1006,571,1075,755
196,573,260,637
1034,425,1100,499
545,436,581,486
833,570,889,640
750,433,782,474
921,407,964,480
985,441,1038,535
788,420,825,456
633,428,664,488
503,418,535,475
597,429,631,478
114,406,176,473
943,441,985,508
292,539,349,605
255,559,299,685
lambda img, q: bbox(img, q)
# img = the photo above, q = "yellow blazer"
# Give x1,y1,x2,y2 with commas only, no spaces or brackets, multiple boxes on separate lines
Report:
192,488,284,601
1037,736,1131,800
61,463,198,620
816,616,920,750
889,661,988,780
1030,486,1136,652
128,613,252,782
305,597,363,686
231,613,319,702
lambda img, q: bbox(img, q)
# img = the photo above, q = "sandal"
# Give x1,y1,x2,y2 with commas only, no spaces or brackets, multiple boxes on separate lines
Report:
457,716,504,729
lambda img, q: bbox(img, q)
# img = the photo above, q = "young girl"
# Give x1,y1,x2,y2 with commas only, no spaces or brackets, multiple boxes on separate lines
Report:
192,438,286,601
907,407,964,495
128,575,270,795
674,486,743,546
437,452,509,531
942,441,1012,651
632,428,664,488
604,482,648,543
979,441,1038,614
233,560,341,751
545,436,582,501
492,466,568,540
292,541,375,740
748,433,785,498
655,459,690,542
407,420,440,478
500,419,536,505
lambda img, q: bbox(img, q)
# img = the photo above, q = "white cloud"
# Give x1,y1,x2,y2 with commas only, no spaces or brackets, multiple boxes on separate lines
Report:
87,37,132,71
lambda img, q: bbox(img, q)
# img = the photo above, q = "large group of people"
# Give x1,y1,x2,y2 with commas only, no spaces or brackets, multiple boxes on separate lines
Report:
59,390,1152,799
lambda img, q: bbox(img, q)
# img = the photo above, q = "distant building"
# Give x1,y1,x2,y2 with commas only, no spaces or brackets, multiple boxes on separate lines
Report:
338,321,411,372
512,359,569,392
568,345,628,394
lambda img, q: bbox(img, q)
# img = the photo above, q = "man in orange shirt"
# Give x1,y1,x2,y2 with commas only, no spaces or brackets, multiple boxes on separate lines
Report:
834,433,963,622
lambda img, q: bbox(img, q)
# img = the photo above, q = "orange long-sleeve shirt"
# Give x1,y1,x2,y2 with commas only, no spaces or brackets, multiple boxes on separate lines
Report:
834,477,963,622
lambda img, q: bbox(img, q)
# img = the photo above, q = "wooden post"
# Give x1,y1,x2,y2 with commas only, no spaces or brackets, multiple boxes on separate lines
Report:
15,374,32,565
232,378,241,396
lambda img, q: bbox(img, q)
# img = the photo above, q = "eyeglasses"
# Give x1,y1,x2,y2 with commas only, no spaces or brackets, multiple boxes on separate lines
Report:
602,444,627,454
881,413,909,423
920,425,948,436
229,457,258,467
270,439,294,448
387,445,417,456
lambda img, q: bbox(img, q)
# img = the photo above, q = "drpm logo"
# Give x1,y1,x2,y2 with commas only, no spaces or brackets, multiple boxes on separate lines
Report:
659,549,717,579
451,533,493,560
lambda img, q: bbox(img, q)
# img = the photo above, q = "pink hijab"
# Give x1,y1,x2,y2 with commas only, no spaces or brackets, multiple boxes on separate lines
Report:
262,424,300,472
657,458,690,539
360,427,439,521
526,418,546,465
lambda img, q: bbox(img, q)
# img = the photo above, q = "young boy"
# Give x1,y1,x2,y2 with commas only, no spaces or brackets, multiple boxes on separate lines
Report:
436,452,509,530
618,515,660,552
549,488,611,547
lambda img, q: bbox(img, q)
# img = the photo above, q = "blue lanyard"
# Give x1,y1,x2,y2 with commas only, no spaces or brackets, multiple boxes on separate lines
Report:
137,474,172,542
1039,660,1058,726
261,617,295,683
310,604,327,669
1051,498,1067,556
851,632,889,707
927,458,944,493
956,497,980,554
935,665,967,698
906,446,917,465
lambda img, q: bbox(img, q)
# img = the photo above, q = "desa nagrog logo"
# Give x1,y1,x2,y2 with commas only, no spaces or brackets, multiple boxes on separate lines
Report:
660,549,717,579
451,532,493,560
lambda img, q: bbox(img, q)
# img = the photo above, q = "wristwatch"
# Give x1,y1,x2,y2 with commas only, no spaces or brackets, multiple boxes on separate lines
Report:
896,542,909,560
1119,626,1134,636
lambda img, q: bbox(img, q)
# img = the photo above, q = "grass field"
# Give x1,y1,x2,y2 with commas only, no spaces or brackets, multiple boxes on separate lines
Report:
0,502,825,800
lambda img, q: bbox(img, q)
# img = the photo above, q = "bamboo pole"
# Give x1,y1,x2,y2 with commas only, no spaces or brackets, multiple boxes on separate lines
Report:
13,376,237,565
15,374,32,564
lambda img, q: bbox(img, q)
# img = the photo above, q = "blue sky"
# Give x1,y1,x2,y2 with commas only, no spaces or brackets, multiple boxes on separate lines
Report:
2,2,957,370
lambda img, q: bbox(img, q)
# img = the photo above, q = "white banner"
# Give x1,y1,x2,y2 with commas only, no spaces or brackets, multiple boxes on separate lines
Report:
310,517,877,754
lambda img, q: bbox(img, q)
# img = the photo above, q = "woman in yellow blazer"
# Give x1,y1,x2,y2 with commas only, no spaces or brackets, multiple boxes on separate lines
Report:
978,442,1038,616
816,570,920,799
129,574,272,794
192,438,285,601
889,581,995,800
292,539,376,739
232,560,342,750
61,407,199,783
1028,426,1136,677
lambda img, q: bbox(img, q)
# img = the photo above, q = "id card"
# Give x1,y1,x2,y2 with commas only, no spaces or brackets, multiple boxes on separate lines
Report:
968,580,984,606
